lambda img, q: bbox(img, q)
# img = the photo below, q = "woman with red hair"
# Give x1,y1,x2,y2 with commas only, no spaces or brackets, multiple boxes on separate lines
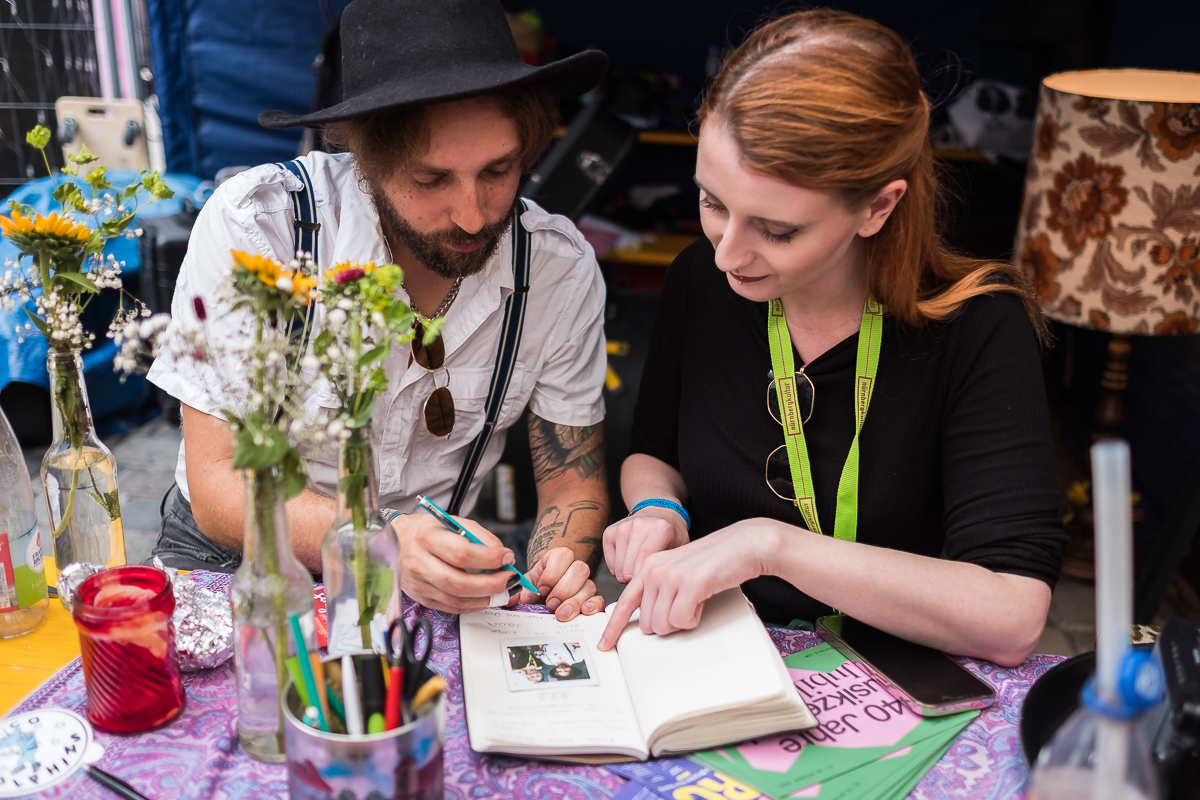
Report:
598,10,1064,667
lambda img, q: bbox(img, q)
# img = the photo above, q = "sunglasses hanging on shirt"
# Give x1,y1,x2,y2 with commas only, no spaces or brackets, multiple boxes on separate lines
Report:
763,296,883,545
767,367,815,426
765,367,814,502
411,320,455,439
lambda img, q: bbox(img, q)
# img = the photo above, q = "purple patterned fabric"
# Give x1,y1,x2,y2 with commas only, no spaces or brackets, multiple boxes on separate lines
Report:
8,572,1064,799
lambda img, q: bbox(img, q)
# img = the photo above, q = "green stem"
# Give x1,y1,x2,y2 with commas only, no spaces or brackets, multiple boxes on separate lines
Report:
51,468,78,539
39,148,55,189
48,351,89,540
250,468,290,751
344,428,372,650
356,533,371,651
248,314,290,749
36,252,52,313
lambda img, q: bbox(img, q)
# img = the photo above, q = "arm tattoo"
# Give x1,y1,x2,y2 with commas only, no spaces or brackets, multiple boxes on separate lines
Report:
527,413,605,484
528,500,604,569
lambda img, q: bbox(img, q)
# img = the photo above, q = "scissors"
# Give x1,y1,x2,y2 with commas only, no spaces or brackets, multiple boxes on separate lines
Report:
385,617,433,728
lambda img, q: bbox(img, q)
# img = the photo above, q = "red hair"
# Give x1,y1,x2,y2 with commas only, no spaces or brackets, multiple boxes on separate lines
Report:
698,9,1046,341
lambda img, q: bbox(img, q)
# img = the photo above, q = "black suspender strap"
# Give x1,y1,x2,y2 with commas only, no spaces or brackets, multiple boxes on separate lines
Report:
277,159,320,364
447,200,533,515
279,159,320,261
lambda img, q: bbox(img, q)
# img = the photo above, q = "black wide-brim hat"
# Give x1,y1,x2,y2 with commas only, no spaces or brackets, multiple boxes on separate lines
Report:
259,0,608,129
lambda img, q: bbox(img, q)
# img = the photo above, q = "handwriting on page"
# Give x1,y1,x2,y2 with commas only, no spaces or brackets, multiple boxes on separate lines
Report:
734,661,919,772
480,692,639,748
473,609,596,642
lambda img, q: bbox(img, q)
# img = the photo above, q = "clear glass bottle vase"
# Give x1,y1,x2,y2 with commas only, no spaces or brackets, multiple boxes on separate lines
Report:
321,425,398,656
0,404,48,636
40,349,125,604
229,465,315,763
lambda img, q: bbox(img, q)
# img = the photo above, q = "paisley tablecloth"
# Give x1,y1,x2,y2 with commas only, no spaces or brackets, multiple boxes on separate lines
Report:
8,571,1064,800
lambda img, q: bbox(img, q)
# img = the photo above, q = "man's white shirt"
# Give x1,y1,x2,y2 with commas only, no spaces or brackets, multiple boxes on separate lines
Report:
148,151,606,516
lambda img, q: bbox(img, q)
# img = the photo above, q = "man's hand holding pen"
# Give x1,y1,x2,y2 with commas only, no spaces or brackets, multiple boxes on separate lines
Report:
392,496,605,620
392,512,517,615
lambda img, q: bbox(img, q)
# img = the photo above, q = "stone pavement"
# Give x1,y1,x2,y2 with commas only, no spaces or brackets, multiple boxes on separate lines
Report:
24,417,1099,658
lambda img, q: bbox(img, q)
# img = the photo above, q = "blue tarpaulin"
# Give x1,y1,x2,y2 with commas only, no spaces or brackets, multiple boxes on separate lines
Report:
0,172,210,420
147,0,350,179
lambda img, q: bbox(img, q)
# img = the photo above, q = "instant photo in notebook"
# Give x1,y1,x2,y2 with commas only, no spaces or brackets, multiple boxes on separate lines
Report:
459,588,817,761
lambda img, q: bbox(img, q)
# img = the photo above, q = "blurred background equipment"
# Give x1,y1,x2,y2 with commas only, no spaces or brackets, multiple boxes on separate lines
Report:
0,0,101,187
519,101,637,222
54,96,149,171
146,0,350,179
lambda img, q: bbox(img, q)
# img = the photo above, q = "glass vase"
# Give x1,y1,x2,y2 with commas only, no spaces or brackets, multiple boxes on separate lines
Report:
321,425,398,656
0,404,48,636
40,349,125,605
229,466,315,763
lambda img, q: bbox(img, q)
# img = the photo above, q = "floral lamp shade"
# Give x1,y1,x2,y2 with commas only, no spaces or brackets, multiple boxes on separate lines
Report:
1014,69,1200,336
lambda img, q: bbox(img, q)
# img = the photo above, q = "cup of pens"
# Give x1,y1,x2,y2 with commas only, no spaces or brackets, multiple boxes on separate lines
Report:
283,618,446,800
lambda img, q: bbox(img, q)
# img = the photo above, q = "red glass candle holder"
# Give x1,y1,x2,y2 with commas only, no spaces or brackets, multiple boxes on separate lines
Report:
72,565,185,733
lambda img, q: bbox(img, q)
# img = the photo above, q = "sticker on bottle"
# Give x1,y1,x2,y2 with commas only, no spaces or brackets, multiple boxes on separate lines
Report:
0,535,13,612
0,525,47,612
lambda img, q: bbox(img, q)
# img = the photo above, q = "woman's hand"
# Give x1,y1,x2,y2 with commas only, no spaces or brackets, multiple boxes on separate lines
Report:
598,520,782,650
602,506,691,584
517,547,606,621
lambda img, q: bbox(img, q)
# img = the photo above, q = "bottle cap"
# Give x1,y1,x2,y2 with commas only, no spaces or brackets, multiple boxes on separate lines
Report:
1081,649,1165,719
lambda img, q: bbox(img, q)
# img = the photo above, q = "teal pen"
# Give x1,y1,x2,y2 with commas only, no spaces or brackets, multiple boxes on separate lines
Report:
289,614,329,732
417,495,538,595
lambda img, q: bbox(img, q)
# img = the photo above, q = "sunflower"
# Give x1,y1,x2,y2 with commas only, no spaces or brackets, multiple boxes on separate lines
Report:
231,250,282,287
288,272,319,303
0,210,92,253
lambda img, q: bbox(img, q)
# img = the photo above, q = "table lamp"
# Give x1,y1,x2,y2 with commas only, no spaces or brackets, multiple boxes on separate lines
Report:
1013,69,1200,580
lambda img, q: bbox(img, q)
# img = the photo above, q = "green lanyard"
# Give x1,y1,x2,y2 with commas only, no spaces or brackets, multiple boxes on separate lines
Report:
767,296,884,542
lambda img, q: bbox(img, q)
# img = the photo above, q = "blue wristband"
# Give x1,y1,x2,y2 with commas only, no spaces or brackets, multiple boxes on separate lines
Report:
382,508,403,525
628,499,690,531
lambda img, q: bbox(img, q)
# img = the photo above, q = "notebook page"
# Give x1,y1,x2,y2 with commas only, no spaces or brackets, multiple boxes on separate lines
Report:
613,588,810,747
459,608,648,758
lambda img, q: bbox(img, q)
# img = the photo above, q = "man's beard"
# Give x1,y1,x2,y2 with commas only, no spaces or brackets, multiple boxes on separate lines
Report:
370,188,516,280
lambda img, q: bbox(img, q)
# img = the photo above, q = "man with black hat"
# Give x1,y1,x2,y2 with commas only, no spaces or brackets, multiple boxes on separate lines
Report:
147,0,611,621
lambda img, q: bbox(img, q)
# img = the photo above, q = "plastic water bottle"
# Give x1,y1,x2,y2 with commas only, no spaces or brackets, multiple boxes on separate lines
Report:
1031,441,1162,800
0,406,49,636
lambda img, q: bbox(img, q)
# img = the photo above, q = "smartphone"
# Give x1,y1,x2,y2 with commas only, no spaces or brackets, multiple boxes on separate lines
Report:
816,615,995,717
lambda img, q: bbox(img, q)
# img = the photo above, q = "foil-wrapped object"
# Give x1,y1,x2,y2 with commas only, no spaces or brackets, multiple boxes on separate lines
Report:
153,558,233,671
57,562,104,610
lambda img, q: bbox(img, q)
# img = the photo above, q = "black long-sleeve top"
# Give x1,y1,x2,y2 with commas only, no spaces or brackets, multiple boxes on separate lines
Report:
628,240,1066,625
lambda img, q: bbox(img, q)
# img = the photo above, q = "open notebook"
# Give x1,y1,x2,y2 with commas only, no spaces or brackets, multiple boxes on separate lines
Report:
459,588,817,761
